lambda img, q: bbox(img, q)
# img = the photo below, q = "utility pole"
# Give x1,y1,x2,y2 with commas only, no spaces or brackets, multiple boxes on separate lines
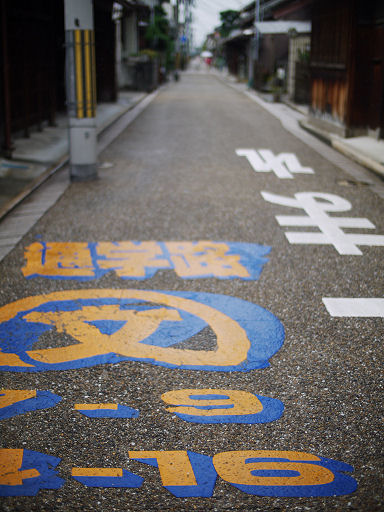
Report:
184,0,189,59
175,0,180,72
184,0,193,61
64,0,97,181
248,0,260,89
150,0,155,26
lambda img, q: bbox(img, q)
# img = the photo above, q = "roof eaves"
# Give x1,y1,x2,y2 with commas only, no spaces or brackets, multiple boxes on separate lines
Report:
115,0,149,10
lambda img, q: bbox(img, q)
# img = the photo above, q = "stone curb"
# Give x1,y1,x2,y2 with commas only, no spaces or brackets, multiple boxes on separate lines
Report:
0,93,150,221
299,120,384,180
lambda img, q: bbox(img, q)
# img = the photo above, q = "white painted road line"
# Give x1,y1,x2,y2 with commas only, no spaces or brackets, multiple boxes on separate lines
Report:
322,298,384,317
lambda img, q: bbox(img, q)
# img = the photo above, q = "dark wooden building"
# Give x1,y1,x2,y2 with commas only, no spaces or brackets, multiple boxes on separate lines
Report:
309,0,384,138
0,0,117,157
222,0,312,90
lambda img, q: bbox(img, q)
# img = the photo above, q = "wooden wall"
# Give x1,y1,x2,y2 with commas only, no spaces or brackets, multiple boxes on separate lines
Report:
310,0,384,136
0,0,65,150
350,23,384,134
0,0,120,155
94,0,117,103
310,0,354,128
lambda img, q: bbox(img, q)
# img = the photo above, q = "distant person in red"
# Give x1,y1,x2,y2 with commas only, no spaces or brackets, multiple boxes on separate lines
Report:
205,57,212,66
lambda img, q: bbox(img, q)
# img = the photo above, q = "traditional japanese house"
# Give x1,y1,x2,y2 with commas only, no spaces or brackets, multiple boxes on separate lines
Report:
0,0,119,157
309,0,384,138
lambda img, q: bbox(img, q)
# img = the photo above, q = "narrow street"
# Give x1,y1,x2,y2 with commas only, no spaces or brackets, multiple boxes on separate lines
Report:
0,73,383,511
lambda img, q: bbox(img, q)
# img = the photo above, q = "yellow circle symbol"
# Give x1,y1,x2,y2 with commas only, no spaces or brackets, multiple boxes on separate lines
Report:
0,290,253,371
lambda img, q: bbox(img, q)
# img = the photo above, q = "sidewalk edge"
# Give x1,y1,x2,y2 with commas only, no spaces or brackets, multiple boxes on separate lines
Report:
96,92,147,137
300,120,384,179
331,136,384,179
0,92,151,222
214,71,384,182
0,155,69,221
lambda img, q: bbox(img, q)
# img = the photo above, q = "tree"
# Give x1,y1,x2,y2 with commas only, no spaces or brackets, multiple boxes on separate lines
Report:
145,5,171,52
145,3,175,71
218,10,240,38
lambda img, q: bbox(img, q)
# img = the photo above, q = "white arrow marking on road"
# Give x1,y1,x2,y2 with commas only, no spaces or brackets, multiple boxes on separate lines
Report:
322,298,384,317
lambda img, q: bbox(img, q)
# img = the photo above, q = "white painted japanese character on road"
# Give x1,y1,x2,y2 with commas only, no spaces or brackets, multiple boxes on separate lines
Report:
261,191,384,255
322,298,384,317
236,149,314,179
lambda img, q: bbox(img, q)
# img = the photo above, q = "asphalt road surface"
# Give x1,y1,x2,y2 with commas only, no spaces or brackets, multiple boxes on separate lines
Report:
0,73,383,511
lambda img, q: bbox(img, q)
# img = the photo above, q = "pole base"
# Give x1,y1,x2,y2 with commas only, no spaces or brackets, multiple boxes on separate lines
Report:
70,163,98,182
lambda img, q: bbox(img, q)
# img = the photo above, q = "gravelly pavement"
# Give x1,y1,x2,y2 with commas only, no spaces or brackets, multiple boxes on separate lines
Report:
0,73,383,511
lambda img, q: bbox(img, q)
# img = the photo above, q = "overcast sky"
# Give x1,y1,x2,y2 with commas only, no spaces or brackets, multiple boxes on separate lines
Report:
192,0,248,47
